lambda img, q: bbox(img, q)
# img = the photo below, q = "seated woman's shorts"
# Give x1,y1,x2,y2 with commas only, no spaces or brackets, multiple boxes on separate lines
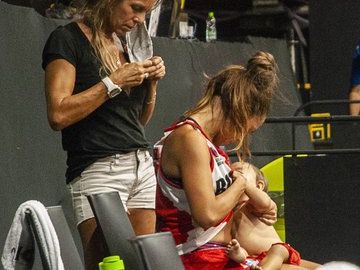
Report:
67,149,156,226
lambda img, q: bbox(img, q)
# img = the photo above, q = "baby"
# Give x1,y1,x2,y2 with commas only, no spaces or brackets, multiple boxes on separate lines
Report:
227,163,317,270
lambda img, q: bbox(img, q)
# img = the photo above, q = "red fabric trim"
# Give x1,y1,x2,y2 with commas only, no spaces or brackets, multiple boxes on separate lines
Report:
217,146,231,166
155,185,195,245
181,119,212,141
271,242,301,265
165,118,210,142
209,148,215,171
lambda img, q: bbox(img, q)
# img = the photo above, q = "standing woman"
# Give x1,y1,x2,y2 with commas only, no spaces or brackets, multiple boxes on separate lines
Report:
42,0,165,269
155,52,278,269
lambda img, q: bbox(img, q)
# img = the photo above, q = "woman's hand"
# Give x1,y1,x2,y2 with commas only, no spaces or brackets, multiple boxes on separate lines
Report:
231,170,248,188
109,59,158,88
139,56,165,125
231,162,256,184
147,56,166,81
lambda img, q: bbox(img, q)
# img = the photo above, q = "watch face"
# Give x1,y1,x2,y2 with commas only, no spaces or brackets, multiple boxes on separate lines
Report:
108,87,121,98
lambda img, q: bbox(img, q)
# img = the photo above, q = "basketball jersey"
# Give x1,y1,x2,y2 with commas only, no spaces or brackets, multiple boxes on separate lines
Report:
154,118,234,255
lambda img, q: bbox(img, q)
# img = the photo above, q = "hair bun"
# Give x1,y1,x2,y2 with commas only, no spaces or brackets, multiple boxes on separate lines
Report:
247,51,276,72
246,51,278,93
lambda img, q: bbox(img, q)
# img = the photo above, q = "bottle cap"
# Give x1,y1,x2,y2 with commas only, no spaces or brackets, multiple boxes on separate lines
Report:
99,256,125,270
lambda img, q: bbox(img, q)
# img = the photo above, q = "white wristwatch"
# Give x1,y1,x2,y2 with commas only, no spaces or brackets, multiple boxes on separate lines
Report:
102,76,122,98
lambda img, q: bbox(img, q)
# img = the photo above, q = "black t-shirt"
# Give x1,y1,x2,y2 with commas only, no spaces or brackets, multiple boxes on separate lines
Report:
42,22,149,183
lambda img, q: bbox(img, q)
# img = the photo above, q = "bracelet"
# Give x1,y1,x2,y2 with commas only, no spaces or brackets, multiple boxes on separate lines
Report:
145,93,157,104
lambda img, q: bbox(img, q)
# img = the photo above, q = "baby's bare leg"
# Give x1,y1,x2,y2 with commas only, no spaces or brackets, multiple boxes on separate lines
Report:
226,239,248,263
299,259,321,269
259,244,289,270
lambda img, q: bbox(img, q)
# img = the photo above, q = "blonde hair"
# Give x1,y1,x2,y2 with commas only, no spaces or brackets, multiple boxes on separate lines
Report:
77,0,161,75
185,51,279,159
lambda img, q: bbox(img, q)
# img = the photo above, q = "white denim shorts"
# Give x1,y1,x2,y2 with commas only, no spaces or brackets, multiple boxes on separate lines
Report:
67,149,156,226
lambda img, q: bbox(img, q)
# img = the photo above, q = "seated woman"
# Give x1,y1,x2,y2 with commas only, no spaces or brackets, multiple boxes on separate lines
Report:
155,51,280,270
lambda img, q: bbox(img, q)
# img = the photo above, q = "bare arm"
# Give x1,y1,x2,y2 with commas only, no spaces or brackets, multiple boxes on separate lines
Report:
45,58,158,130
140,56,166,125
349,85,360,116
162,127,247,229
231,161,272,209
232,162,277,225
245,186,277,226
245,185,276,213
44,59,108,131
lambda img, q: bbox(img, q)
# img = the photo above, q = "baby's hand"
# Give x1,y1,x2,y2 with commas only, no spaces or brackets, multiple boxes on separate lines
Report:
251,203,277,225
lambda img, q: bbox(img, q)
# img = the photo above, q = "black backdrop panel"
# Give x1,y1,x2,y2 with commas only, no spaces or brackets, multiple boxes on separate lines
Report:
309,0,360,115
284,155,360,264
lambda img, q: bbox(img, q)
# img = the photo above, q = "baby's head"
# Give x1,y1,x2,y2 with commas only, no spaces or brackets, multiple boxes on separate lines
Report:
252,165,269,192
234,163,269,211
240,162,257,185
241,163,268,192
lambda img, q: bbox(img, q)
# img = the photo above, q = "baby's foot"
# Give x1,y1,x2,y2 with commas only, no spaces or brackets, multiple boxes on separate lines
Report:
246,259,262,270
226,239,247,263
251,264,263,270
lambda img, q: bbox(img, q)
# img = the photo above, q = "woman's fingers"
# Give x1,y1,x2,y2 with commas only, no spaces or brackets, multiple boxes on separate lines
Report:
111,57,166,87
149,65,166,80
146,57,166,80
149,56,163,65
259,216,277,226
231,170,247,186
113,62,146,86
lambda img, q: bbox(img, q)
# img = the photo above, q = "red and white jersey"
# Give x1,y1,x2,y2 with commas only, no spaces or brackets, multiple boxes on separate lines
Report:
154,118,234,255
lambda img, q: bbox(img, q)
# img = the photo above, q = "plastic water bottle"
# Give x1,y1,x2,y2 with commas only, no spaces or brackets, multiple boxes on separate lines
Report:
206,11,217,42
99,256,125,270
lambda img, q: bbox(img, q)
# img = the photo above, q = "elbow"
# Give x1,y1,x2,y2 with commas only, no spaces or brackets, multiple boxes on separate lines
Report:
139,113,152,126
194,212,223,230
139,119,148,127
48,113,67,131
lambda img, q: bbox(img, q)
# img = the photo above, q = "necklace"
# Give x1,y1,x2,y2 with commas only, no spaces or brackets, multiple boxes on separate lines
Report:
111,46,121,67
112,33,125,67
115,54,121,66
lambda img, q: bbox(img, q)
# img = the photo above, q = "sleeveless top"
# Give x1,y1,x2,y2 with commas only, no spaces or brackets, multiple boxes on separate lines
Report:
154,118,234,255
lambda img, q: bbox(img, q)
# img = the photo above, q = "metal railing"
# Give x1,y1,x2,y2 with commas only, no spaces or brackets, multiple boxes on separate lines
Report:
228,99,360,157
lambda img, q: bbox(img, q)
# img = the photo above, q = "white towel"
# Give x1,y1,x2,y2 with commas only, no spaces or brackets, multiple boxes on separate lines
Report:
1,200,64,270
